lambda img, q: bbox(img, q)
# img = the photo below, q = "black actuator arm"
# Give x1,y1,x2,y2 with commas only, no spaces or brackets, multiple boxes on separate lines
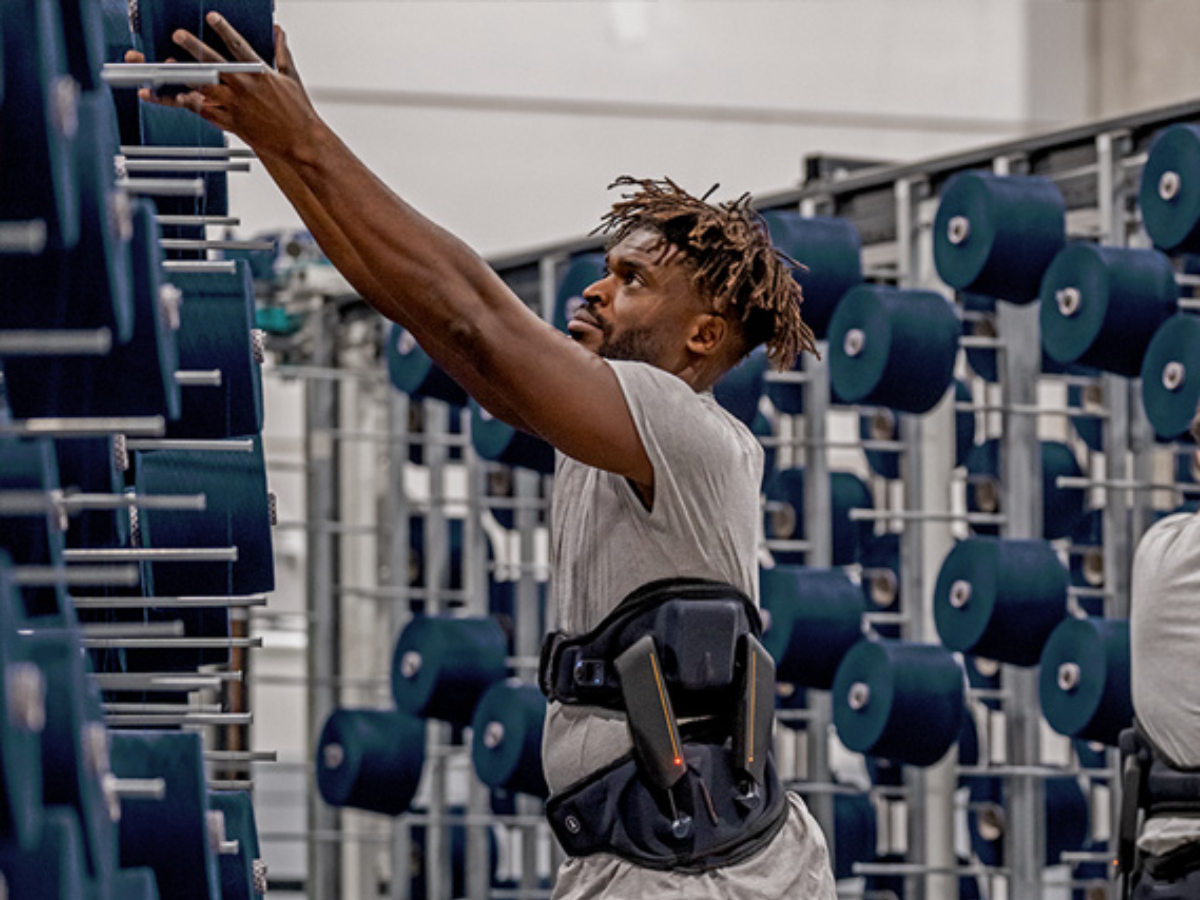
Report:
733,633,775,789
615,634,688,791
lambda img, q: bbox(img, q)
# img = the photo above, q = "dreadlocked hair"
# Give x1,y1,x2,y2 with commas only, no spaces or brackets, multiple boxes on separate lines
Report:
593,176,817,371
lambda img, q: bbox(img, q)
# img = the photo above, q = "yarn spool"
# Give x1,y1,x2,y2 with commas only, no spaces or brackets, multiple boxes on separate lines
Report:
206,791,264,900
409,807,498,900
0,0,81,250
830,790,877,881
1074,739,1109,771
136,0,275,80
1038,616,1132,747
315,708,426,816
552,253,605,334
860,407,902,480
385,323,468,407
831,639,964,767
860,532,901,639
764,369,807,416
1140,313,1200,440
828,285,959,415
470,681,549,799
1068,510,1105,617
61,0,108,91
933,171,1066,302
3,199,181,421
965,655,1002,712
109,730,220,900
933,537,1068,666
110,867,163,900
24,628,120,893
391,615,508,726
0,555,44,851
764,467,873,567
760,210,864,339
1138,124,1200,253
774,681,809,732
469,400,555,475
0,438,70,622
1068,383,1105,453
0,808,89,900
961,293,1000,382
964,439,1086,540
968,775,1089,867
713,347,767,427
166,261,264,439
55,438,131,550
1039,243,1178,377
760,566,865,690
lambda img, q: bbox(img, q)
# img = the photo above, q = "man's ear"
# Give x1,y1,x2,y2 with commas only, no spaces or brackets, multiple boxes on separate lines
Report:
687,313,728,358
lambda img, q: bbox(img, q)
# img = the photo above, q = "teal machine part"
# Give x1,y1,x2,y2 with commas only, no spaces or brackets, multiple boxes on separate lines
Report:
1038,616,1133,746
316,708,426,816
1039,243,1178,377
831,639,964,767
933,171,1066,302
933,537,1068,666
828,284,959,415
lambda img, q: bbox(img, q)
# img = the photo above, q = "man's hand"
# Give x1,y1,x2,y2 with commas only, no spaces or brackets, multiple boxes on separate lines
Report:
124,15,320,160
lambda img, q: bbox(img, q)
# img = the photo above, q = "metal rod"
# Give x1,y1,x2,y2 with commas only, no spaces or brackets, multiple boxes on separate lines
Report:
850,509,1007,525
156,215,242,229
125,438,254,452
1179,297,1200,311
124,146,255,159
11,564,140,587
209,780,255,791
91,673,226,692
104,61,270,77
162,261,238,274
853,863,1010,877
0,220,48,254
71,594,267,609
105,712,253,726
82,621,185,639
103,702,222,714
205,750,278,763
1056,476,1200,493
955,402,1108,419
0,416,165,437
160,239,274,252
118,177,205,197
63,547,238,563
111,778,168,800
62,493,207,512
123,160,251,174
82,636,262,649
0,328,112,356
175,369,223,387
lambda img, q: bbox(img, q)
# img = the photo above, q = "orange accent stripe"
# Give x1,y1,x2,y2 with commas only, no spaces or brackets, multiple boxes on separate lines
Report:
748,651,756,763
650,651,682,766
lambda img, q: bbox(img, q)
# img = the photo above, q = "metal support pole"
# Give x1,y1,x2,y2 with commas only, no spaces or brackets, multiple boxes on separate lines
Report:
305,307,342,900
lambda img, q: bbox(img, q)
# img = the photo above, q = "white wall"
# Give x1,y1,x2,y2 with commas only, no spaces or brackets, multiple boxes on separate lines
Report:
229,0,1098,258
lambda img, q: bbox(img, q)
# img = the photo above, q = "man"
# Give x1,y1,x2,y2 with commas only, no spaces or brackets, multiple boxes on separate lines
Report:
1129,405,1200,900
132,17,835,897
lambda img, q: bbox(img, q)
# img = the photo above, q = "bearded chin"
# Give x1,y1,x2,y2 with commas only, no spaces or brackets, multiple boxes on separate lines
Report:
597,326,662,365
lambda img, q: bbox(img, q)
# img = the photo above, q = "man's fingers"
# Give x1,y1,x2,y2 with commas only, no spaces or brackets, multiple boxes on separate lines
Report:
173,27,226,64
205,12,262,64
124,49,146,64
274,25,299,80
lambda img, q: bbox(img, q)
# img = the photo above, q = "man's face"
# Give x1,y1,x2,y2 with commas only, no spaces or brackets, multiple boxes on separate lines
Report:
567,229,706,369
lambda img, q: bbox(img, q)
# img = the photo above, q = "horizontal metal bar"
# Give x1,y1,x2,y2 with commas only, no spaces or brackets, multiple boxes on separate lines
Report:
124,159,251,174
81,621,184,639
849,509,1007,524
853,862,1009,877
175,369,222,387
763,539,813,551
112,777,167,800
118,177,205,197
0,328,113,356
103,702,221,714
64,547,238,563
82,636,261,650
959,335,1004,349
162,261,238,274
71,594,267,609
0,416,165,438
160,239,274,252
205,750,278,763
1058,476,1200,493
125,146,255,160
269,365,387,383
12,564,140,587
126,438,254,453
91,673,225,692
957,765,1114,778
103,69,219,88
104,61,270,78
105,712,253,727
0,220,48,254
956,402,1107,419
156,215,242,227
1059,851,1116,865
762,370,811,385
1179,297,1200,311
63,492,207,512
209,780,254,791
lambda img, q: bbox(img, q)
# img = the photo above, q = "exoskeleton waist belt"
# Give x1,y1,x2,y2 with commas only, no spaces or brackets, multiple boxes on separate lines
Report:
539,578,782,870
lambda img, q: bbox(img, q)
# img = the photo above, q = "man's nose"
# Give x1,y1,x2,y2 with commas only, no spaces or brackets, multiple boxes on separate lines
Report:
581,278,608,307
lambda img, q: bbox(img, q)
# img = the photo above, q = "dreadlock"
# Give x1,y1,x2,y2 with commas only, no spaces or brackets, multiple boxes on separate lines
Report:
593,176,817,371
